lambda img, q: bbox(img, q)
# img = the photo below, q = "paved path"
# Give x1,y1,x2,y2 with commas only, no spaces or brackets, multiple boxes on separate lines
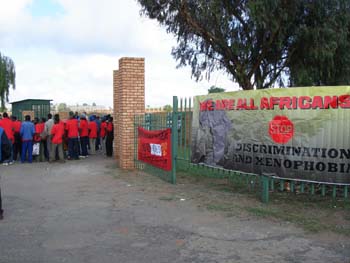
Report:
0,156,349,263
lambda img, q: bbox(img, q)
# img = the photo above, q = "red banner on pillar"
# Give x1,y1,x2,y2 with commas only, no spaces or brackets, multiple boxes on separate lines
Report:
138,127,172,171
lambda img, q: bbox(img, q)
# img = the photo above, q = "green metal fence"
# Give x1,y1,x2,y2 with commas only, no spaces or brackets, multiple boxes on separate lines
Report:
266,176,349,201
134,96,350,203
134,96,179,184
134,112,174,183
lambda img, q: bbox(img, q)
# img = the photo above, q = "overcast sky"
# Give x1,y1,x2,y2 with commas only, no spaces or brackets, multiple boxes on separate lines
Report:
1,0,239,108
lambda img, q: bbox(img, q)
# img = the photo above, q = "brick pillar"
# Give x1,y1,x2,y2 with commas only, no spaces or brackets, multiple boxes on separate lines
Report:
113,57,145,169
113,70,120,161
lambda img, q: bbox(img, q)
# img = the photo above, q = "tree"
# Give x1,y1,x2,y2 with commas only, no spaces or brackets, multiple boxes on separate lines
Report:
163,104,172,112
83,103,88,106
288,0,350,86
57,103,69,112
92,102,96,106
138,1,350,89
208,86,225,94
0,52,16,110
50,103,56,112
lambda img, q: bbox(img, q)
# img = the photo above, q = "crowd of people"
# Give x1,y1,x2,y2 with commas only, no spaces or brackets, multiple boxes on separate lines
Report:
0,111,114,165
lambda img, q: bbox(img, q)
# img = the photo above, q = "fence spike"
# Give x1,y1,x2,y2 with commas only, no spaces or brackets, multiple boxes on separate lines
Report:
321,185,326,196
332,185,337,199
344,186,348,199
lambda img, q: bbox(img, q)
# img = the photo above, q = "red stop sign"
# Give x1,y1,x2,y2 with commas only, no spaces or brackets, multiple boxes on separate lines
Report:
269,116,294,144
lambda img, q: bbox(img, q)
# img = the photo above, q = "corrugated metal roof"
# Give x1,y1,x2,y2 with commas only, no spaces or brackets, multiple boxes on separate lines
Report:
10,99,52,104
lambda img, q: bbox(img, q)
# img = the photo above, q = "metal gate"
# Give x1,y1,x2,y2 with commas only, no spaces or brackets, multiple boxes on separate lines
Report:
134,97,179,184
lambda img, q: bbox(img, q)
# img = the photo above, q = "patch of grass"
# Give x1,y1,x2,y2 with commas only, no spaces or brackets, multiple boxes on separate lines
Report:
333,226,350,236
340,200,350,211
270,192,350,210
245,207,280,218
344,214,350,221
215,186,235,193
283,214,323,233
244,206,339,234
206,203,238,212
159,196,176,202
176,166,350,236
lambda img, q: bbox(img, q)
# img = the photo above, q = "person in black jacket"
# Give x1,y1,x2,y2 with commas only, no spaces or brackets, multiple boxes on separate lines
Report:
0,126,11,164
0,126,10,220
105,116,114,157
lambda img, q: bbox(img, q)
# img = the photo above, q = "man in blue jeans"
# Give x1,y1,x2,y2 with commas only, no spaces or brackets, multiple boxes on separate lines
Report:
65,112,79,160
20,115,35,163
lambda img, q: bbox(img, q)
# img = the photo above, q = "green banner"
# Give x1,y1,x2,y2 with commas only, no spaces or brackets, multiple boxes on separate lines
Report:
191,86,350,183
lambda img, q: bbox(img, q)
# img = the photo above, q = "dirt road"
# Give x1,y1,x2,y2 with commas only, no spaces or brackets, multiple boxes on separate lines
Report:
0,156,349,262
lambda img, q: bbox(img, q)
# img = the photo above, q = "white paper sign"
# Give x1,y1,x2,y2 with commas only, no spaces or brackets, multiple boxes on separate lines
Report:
150,143,162,156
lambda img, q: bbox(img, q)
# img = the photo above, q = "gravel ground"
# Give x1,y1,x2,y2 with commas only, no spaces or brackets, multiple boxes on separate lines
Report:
0,156,349,263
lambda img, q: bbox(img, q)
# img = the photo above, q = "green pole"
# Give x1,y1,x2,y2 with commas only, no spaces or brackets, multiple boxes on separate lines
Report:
262,175,269,204
321,185,326,196
171,96,178,184
332,185,337,199
280,179,284,191
270,178,274,191
344,186,348,199
290,181,295,193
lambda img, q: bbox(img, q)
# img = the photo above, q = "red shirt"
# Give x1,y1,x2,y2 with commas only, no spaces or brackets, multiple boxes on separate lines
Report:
65,118,79,138
106,122,113,132
34,123,44,142
0,117,14,143
100,122,107,137
79,119,89,137
36,123,45,133
51,122,65,144
88,121,97,138
13,120,21,133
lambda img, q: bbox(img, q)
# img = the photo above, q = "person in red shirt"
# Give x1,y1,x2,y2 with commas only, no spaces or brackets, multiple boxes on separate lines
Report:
11,116,21,161
50,114,65,162
0,112,14,164
106,116,114,157
65,112,79,160
33,117,46,162
100,118,107,155
79,114,89,157
88,116,98,155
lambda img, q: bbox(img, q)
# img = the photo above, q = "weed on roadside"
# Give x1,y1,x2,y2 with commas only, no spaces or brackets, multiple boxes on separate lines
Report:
178,171,350,236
